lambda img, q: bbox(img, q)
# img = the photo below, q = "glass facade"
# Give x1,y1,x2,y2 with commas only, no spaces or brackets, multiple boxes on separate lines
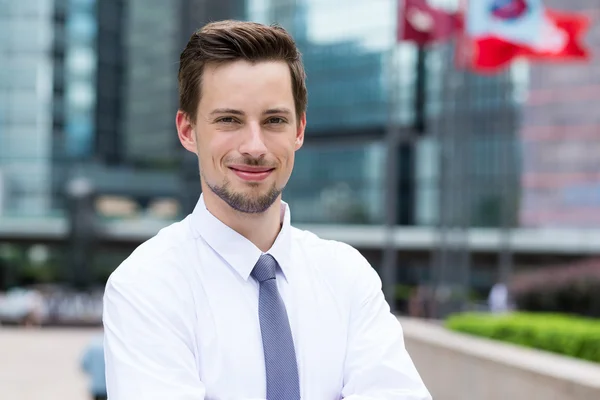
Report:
287,142,386,224
0,0,55,216
48,0,100,213
64,0,97,159
435,66,522,228
95,0,126,165
123,0,182,168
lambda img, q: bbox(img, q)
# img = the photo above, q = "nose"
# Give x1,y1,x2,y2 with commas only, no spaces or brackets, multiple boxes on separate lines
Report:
238,120,268,158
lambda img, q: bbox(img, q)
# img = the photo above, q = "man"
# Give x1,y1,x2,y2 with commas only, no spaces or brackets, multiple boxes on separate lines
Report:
488,281,510,313
81,332,107,400
103,20,431,400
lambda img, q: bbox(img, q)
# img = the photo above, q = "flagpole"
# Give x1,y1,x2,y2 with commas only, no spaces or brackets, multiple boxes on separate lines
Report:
429,41,448,319
382,42,400,313
498,69,514,289
382,48,425,314
430,0,464,319
382,0,401,312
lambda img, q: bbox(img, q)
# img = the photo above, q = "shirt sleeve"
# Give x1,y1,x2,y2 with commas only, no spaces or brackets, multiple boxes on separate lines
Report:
341,249,432,400
103,266,206,400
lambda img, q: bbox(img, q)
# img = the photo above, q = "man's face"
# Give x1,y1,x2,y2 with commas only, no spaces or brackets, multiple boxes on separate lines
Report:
178,60,306,214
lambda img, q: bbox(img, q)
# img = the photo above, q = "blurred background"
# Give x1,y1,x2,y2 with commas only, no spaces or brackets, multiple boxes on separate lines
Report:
0,0,599,399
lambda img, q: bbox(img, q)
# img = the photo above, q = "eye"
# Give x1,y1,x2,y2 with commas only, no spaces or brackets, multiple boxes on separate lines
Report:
266,117,286,124
216,117,238,124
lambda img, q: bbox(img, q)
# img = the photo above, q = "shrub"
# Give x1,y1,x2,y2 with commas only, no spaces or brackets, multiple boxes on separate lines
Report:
445,312,600,363
510,258,600,317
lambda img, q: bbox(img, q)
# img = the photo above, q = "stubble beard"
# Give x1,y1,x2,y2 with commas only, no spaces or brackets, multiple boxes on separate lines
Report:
206,177,282,214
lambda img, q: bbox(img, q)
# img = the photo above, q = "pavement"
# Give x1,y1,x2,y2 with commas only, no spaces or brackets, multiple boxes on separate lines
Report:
0,326,102,400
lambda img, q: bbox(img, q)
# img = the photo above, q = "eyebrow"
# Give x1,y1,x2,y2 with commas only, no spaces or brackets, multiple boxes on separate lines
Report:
264,108,292,115
208,107,292,116
209,108,245,116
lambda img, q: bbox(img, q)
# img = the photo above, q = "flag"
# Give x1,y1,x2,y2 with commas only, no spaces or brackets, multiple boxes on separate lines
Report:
398,0,461,45
459,0,591,73
522,9,590,61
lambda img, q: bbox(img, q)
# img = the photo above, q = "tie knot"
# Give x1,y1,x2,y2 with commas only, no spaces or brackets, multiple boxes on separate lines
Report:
251,254,278,282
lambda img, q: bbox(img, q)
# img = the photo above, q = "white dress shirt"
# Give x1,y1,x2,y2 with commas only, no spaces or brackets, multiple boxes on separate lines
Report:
103,194,431,400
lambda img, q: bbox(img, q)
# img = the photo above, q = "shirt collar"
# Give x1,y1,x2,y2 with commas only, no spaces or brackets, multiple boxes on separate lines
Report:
190,193,293,282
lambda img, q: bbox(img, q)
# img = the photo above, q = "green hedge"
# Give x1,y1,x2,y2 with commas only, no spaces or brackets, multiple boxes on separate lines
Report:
445,312,600,363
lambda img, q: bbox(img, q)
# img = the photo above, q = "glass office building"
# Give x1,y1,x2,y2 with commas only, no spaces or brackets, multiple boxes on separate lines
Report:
0,0,55,216
4,0,594,295
51,0,130,210
123,0,182,167
62,0,98,159
0,0,522,229
519,0,600,228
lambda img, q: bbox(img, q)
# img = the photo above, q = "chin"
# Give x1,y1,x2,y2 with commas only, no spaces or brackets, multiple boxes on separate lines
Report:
233,180,265,190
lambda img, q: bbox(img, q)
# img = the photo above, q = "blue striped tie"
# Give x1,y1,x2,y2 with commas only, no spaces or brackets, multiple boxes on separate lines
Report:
251,254,301,400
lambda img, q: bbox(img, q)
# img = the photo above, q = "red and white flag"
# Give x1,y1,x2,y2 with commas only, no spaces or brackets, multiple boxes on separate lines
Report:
398,0,461,45
458,0,590,73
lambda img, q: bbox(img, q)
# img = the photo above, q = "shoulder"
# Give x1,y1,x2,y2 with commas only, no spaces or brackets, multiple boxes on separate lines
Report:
106,216,195,294
290,226,379,286
291,226,363,257
103,217,204,338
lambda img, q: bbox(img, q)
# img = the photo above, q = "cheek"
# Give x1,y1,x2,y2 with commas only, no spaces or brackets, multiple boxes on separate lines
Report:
199,137,230,166
275,149,295,176
270,137,297,162
283,149,295,166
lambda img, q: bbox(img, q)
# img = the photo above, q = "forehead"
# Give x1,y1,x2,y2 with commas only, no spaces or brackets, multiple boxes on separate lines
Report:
199,60,294,110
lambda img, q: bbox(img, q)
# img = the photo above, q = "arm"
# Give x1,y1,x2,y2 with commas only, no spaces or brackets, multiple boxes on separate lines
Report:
103,270,206,399
341,252,432,400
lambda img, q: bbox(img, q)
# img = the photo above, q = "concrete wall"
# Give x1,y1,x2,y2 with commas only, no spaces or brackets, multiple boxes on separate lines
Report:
400,318,600,400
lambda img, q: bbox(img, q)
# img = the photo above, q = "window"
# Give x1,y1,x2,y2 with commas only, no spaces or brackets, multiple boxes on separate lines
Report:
286,142,386,224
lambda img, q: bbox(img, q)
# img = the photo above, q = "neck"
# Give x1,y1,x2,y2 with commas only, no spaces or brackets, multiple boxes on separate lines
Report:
202,190,282,253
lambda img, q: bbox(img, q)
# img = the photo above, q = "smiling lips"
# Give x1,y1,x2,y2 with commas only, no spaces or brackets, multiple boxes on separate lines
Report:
228,165,275,182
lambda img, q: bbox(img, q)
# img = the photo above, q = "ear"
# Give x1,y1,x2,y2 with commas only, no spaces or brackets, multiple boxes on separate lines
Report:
294,112,306,151
176,110,198,154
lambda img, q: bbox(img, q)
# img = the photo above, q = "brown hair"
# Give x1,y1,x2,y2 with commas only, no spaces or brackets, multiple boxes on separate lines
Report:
178,20,307,123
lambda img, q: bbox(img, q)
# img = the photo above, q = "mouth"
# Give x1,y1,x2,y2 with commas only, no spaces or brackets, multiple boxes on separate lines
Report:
228,165,275,182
